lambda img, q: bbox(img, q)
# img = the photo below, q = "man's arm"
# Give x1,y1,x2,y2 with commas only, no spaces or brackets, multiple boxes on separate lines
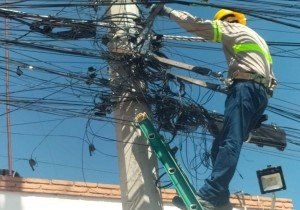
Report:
158,6,217,42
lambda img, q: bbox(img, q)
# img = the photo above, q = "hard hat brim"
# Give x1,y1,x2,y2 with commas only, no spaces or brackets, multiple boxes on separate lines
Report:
214,9,247,25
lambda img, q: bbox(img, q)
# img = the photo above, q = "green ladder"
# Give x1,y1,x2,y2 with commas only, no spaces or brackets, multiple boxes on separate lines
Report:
135,112,204,210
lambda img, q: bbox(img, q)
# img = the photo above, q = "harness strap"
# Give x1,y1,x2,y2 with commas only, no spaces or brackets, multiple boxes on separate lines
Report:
231,71,269,89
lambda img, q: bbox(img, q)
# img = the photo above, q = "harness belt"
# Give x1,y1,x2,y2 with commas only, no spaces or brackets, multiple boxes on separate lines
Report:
231,71,269,89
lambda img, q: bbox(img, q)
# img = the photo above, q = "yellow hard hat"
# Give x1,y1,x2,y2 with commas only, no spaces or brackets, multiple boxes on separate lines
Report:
214,9,247,25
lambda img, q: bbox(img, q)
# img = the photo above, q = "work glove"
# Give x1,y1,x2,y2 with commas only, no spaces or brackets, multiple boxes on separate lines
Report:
150,5,174,17
160,5,173,16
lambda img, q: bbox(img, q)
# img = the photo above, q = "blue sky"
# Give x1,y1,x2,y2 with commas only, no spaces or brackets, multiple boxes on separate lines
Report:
0,1,300,209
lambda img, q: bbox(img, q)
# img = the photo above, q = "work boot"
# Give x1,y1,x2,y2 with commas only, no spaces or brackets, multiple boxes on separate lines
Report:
197,196,216,210
215,202,232,210
172,196,186,209
172,195,216,210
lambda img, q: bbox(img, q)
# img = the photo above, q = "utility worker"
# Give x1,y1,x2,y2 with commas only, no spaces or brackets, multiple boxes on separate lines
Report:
155,6,277,210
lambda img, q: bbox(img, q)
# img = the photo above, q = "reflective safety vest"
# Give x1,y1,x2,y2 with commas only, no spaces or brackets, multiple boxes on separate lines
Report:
170,10,276,89
212,21,273,65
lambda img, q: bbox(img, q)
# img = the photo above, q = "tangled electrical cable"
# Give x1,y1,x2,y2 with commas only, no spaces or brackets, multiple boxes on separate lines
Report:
0,0,296,185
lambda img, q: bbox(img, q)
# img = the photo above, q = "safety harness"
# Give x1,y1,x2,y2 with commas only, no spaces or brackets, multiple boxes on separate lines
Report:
231,71,270,89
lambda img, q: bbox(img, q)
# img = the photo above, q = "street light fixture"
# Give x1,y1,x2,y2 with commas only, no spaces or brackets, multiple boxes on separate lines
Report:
256,165,286,194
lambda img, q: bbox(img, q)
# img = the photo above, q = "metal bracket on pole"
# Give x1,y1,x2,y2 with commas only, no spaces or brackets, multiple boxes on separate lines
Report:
168,73,227,94
148,54,227,93
150,54,223,78
135,112,204,210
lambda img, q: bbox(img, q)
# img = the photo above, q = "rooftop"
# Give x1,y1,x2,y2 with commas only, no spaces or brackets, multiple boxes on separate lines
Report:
0,176,293,210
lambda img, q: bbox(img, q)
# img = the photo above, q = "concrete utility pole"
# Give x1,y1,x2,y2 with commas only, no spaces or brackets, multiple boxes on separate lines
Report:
107,1,163,210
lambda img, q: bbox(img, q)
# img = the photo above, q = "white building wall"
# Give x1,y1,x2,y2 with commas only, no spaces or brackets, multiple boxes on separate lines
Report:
0,191,178,210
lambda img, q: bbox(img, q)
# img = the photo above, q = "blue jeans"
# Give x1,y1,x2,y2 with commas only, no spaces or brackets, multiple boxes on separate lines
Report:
198,80,268,206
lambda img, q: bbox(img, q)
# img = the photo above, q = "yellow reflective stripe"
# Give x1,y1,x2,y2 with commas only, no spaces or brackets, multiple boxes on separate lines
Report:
216,22,222,42
212,21,222,42
233,43,273,64
212,21,218,42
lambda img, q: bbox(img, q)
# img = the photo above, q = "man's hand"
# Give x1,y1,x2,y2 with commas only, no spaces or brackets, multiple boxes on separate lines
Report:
160,6,173,16
150,5,173,17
